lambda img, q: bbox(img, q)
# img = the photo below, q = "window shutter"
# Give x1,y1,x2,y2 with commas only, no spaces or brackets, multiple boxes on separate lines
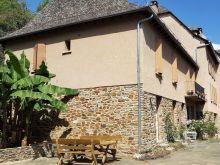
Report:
172,54,178,83
155,38,163,75
33,43,46,70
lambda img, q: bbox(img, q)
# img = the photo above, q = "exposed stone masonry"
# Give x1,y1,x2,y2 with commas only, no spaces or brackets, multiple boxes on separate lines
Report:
141,92,157,148
0,143,53,163
50,85,140,156
48,85,187,155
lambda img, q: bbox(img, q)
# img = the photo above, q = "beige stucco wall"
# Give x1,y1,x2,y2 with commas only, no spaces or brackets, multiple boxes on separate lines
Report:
160,15,202,59
159,14,220,121
4,15,196,104
142,22,196,103
5,17,139,89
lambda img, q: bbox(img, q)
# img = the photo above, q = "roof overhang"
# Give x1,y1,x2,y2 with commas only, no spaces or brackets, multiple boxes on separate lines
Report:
0,5,199,69
158,10,219,65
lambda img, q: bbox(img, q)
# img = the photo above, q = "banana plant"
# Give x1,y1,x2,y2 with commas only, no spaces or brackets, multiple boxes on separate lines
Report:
0,50,27,147
0,50,79,147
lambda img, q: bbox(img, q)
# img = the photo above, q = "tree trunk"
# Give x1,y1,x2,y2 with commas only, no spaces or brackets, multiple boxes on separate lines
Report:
22,111,31,147
2,100,7,148
0,44,5,64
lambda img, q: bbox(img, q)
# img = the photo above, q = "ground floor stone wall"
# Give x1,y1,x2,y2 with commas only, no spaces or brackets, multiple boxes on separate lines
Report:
31,84,187,156
141,92,157,149
0,143,52,163
50,85,140,156
156,97,174,142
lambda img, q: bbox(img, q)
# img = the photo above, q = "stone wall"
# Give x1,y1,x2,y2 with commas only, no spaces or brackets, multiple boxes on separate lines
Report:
141,92,157,149
173,102,187,128
156,97,173,142
0,143,53,163
31,85,187,156
50,85,140,156
147,95,187,143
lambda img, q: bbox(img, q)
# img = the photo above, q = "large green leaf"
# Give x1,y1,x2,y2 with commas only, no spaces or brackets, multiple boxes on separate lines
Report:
50,98,68,112
6,61,19,82
19,52,30,70
11,90,52,100
2,73,13,84
19,52,30,77
5,50,26,78
38,85,79,95
11,90,68,111
11,75,50,90
0,65,10,73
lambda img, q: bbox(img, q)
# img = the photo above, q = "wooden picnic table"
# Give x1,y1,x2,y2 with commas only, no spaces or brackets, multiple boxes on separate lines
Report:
52,135,122,165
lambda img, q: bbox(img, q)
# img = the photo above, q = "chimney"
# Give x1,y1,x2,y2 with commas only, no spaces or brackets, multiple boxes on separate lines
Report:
191,27,203,36
150,0,159,14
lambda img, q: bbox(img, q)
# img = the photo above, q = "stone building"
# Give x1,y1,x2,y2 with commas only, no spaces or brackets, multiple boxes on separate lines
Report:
0,0,219,155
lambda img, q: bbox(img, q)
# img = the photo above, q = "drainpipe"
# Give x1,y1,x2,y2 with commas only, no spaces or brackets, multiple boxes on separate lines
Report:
195,43,210,63
137,14,153,151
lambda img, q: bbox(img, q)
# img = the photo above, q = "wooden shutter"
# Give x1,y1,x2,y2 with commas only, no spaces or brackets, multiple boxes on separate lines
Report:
172,54,178,83
155,38,163,74
33,43,46,70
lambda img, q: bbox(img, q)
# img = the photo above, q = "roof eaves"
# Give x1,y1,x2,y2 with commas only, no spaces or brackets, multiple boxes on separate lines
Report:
0,6,148,42
207,43,219,64
158,9,219,65
148,7,199,69
158,11,207,43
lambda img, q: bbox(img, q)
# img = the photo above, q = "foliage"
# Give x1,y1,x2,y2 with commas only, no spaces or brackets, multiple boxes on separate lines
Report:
204,121,217,137
0,0,33,37
0,50,79,147
189,116,217,139
165,113,177,143
37,0,49,12
178,124,187,140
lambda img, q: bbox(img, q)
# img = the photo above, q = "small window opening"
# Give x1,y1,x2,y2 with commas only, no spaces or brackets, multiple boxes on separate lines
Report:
65,40,71,51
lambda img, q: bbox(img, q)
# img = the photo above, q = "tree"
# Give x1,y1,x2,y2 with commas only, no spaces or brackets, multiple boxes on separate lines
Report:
0,0,33,37
0,50,79,147
37,0,49,12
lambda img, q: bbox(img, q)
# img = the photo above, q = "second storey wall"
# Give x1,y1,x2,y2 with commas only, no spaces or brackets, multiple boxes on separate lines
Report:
4,16,140,89
142,22,196,103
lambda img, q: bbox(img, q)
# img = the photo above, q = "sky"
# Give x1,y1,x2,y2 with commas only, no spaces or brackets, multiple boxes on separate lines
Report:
26,0,220,44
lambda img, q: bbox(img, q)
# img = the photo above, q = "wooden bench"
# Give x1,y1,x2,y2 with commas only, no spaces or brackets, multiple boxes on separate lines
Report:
80,135,122,161
53,138,105,165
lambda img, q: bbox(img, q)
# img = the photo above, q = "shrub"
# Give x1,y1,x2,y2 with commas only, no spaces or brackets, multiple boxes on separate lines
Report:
204,121,217,138
178,124,187,140
165,113,177,143
189,119,217,139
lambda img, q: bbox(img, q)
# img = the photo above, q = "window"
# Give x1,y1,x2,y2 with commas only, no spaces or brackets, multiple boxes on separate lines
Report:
62,40,71,55
155,38,163,75
33,43,46,70
65,40,71,51
187,105,202,120
172,54,178,84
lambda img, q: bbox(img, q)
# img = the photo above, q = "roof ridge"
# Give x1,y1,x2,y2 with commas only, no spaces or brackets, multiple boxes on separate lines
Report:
1,0,141,40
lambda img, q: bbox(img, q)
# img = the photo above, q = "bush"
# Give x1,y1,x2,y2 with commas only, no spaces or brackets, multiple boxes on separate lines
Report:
165,113,177,143
178,124,187,140
204,121,217,138
189,119,217,139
